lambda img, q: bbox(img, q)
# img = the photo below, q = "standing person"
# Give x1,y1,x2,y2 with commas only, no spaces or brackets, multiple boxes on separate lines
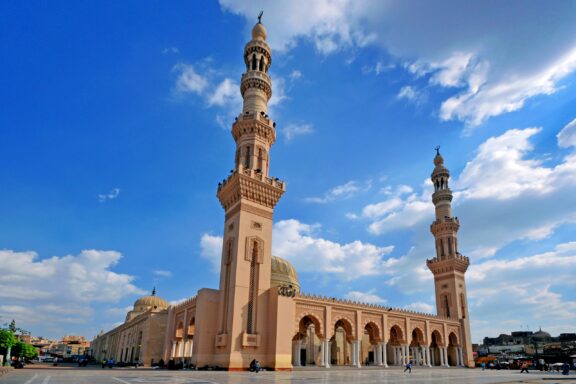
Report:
520,362,529,373
404,360,412,373
481,362,486,371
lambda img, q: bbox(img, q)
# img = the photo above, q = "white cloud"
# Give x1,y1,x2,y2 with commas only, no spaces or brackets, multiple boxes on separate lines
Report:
345,290,387,304
456,127,553,200
272,219,395,279
208,78,240,107
280,124,314,141
305,180,370,204
281,123,314,142
173,63,208,95
153,270,172,278
98,188,120,203
0,249,144,329
200,234,223,272
289,70,302,80
404,302,434,313
557,117,576,148
219,1,576,127
397,86,424,104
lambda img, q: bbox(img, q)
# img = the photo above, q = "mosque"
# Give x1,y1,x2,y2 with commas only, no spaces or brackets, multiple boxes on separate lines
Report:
91,18,474,370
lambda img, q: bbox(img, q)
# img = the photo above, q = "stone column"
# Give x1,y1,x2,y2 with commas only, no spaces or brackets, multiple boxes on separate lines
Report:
325,340,331,368
354,340,361,367
319,340,325,367
458,347,464,367
171,341,176,359
443,347,449,367
383,342,388,368
404,344,409,365
392,347,397,366
439,347,444,366
426,346,432,367
415,347,421,365
455,347,460,366
295,340,302,366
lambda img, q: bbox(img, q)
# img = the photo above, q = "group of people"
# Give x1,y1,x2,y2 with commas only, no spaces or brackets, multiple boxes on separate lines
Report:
100,358,115,368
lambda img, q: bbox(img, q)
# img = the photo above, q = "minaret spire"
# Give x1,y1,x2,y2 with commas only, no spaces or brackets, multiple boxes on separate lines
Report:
214,18,285,370
426,149,474,367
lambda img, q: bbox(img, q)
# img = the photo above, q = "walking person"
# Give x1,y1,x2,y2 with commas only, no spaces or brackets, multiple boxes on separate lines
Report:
404,360,412,373
520,362,529,373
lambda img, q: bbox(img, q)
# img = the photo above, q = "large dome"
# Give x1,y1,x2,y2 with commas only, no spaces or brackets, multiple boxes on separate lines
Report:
271,256,300,292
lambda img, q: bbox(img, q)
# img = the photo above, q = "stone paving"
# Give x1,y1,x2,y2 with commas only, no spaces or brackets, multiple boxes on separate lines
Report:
0,365,575,384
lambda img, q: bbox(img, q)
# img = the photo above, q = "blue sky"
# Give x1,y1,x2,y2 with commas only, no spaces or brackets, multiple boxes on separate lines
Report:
1,1,575,344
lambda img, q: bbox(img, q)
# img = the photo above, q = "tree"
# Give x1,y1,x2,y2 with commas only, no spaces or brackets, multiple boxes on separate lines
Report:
0,329,16,351
0,329,17,365
12,341,37,359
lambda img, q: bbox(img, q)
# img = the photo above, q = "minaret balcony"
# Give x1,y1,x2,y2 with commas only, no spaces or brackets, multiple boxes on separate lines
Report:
232,113,276,145
217,167,285,210
426,252,470,274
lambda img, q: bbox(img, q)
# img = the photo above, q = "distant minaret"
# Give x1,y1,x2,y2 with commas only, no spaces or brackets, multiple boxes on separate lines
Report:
214,14,285,369
426,148,474,367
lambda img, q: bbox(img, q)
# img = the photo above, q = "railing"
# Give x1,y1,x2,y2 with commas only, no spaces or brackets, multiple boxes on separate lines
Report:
294,292,455,321
217,167,285,191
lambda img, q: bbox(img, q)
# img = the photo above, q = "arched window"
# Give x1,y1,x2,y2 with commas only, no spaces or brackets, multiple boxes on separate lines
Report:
444,295,451,318
259,56,264,71
448,237,453,255
251,54,256,70
221,240,233,333
244,146,251,169
257,148,263,170
247,240,260,334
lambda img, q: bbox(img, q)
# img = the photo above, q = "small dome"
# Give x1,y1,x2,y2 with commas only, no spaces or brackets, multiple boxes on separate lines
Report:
133,288,168,310
271,256,300,292
532,330,551,340
434,153,444,167
252,22,267,41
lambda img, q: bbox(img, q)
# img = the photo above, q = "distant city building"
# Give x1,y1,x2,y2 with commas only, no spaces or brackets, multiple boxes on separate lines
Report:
479,328,576,363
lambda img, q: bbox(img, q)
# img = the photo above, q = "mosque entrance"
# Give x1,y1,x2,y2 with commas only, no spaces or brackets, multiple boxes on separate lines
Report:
292,315,322,366
430,330,443,366
330,319,353,366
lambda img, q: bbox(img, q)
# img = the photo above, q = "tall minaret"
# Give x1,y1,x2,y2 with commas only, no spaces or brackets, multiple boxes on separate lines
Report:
214,15,285,369
426,148,474,367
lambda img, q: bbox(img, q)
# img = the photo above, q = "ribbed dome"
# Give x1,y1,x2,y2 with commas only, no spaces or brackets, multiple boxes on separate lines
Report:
252,22,267,41
134,295,168,309
133,288,168,310
271,256,300,292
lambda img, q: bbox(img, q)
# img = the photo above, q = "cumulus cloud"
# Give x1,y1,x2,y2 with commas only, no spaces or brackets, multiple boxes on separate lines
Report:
219,0,576,127
0,249,144,330
199,219,395,280
305,180,371,204
98,188,120,202
272,219,394,279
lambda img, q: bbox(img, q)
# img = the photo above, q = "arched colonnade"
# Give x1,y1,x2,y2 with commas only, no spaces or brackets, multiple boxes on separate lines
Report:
292,312,465,368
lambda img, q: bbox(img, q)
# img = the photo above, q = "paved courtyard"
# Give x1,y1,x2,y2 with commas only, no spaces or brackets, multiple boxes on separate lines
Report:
1,365,575,384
